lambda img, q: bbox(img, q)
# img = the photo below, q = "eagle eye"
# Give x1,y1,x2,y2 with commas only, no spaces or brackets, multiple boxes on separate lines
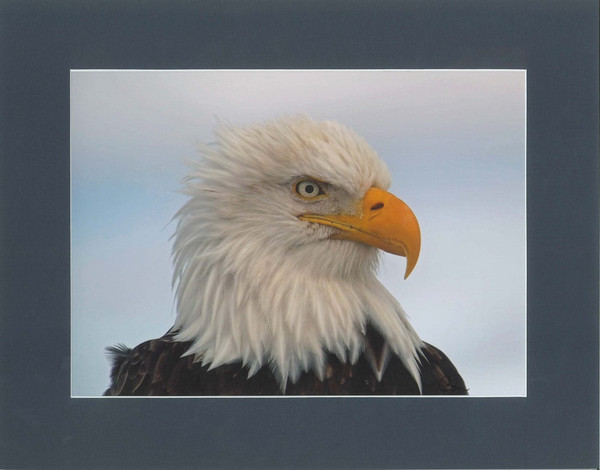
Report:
294,179,326,200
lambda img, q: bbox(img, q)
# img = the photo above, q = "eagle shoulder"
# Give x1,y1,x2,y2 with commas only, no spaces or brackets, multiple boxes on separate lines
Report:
419,342,468,395
103,336,196,396
104,335,284,396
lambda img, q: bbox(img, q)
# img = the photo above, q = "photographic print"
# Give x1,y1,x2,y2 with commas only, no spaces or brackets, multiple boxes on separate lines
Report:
71,69,526,397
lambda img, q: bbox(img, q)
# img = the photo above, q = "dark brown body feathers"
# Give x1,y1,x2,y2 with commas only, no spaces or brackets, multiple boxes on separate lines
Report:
104,327,467,396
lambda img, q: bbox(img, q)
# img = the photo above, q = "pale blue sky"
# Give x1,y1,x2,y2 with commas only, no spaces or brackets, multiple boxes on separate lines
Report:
71,70,526,396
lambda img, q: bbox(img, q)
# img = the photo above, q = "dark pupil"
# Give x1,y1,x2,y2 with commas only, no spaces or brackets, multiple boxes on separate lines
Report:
304,184,314,194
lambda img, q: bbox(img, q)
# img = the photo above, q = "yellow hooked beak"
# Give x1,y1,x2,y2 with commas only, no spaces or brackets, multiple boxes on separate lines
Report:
299,187,421,279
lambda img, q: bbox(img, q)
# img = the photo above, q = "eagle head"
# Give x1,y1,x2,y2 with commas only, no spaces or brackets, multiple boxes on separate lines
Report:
171,115,424,388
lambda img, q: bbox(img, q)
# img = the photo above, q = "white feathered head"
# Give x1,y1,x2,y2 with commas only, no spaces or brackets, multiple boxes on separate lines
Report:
171,115,423,388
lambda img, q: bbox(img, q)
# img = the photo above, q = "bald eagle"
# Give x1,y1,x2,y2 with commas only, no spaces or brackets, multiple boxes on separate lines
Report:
104,116,467,396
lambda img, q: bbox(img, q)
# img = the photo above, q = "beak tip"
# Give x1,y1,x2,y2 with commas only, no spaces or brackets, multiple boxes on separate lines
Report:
403,252,419,280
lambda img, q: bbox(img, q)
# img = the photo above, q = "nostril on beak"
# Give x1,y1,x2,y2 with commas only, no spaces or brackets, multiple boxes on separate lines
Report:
370,202,384,211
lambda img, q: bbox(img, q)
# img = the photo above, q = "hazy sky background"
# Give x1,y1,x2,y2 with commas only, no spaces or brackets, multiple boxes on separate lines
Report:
71,70,526,397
